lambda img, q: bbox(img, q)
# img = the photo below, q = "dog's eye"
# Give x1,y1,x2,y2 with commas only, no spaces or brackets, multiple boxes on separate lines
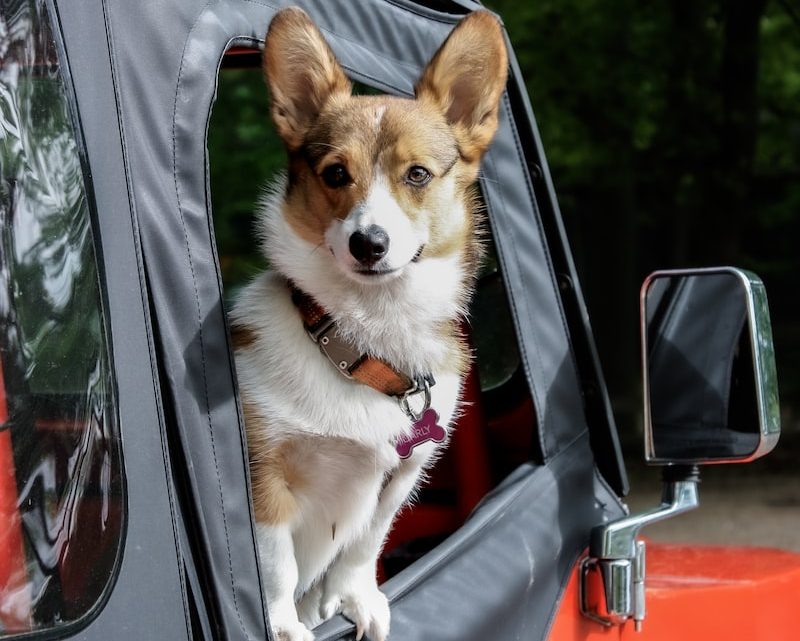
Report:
321,164,352,188
405,166,432,187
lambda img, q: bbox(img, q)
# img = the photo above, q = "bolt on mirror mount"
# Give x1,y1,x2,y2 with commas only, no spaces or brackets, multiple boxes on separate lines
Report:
580,267,781,631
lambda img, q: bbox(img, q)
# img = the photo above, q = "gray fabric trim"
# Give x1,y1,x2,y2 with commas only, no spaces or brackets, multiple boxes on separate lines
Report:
501,42,628,494
52,0,194,639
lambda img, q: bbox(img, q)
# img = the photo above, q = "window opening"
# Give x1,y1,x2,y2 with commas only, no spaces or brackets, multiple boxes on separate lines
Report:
209,49,534,579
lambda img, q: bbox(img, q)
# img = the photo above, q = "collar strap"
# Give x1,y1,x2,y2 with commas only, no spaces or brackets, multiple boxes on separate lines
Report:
290,284,433,403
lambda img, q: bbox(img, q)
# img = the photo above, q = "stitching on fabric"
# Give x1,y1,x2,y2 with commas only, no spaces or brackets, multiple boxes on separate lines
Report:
481,150,547,461
501,85,586,458
243,0,433,73
383,0,465,24
497,92,551,460
251,33,413,98
207,32,274,629
171,4,254,639
100,0,191,633
344,67,411,96
503,85,587,452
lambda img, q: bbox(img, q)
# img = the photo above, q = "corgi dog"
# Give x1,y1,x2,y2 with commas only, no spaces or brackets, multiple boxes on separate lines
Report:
230,7,507,641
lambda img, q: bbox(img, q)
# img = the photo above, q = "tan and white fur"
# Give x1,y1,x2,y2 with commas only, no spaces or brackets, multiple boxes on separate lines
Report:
230,8,507,641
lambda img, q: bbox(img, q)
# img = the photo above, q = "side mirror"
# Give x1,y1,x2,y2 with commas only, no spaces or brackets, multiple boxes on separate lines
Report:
642,267,780,464
581,267,781,631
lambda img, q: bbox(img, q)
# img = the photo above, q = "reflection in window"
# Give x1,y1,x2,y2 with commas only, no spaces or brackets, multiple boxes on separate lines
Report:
0,0,123,635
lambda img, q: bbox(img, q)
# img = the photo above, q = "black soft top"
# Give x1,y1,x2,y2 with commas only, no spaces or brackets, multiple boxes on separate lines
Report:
55,1,627,639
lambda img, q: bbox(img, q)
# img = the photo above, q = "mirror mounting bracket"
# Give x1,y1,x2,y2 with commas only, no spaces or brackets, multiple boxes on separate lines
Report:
580,465,700,631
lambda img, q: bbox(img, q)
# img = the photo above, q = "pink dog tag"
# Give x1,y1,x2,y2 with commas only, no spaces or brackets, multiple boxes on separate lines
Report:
395,409,446,459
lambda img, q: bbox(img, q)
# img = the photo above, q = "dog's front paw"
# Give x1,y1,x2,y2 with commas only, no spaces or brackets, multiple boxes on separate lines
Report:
271,610,315,641
320,583,390,641
297,582,324,630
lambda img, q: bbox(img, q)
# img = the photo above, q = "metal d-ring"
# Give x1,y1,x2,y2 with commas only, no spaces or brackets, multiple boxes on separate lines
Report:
399,377,432,421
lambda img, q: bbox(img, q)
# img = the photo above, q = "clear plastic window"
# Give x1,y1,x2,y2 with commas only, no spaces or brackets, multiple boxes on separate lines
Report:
0,1,123,635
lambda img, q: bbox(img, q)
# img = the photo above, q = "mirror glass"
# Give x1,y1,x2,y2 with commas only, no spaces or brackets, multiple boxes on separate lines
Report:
642,268,780,464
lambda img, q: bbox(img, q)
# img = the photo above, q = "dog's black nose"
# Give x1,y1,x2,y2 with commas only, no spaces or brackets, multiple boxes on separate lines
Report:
349,225,389,266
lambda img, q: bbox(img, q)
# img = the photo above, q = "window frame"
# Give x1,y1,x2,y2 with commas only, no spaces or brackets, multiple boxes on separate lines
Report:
22,0,201,639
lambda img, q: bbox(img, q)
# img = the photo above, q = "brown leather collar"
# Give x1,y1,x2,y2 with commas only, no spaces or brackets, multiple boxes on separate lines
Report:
289,284,429,399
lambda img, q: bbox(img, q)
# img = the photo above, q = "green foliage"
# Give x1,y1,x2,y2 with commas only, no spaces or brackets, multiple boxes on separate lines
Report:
208,68,283,293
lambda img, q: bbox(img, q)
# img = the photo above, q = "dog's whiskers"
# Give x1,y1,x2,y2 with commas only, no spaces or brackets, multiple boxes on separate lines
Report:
307,141,347,155
476,173,500,185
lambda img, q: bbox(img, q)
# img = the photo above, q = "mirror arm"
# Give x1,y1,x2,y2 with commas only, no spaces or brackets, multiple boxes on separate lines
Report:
580,466,700,630
591,465,699,559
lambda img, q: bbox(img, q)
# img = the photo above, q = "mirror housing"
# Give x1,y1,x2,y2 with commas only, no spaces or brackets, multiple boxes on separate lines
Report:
641,267,780,465
581,267,782,631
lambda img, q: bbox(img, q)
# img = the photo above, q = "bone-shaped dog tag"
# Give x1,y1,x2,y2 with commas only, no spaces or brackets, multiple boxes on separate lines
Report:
395,409,446,459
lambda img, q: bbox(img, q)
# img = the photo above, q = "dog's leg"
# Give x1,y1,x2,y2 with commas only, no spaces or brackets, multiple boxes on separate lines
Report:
256,523,314,641
314,458,428,641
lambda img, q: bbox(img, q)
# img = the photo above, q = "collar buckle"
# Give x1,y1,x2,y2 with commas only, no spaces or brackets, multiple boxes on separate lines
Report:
306,317,362,380
399,374,435,421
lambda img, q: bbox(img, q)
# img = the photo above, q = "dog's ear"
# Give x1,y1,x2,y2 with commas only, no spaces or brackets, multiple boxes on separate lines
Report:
263,8,352,150
416,11,508,160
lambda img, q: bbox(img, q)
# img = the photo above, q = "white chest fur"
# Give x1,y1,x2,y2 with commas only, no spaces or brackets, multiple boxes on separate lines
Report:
233,274,463,591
